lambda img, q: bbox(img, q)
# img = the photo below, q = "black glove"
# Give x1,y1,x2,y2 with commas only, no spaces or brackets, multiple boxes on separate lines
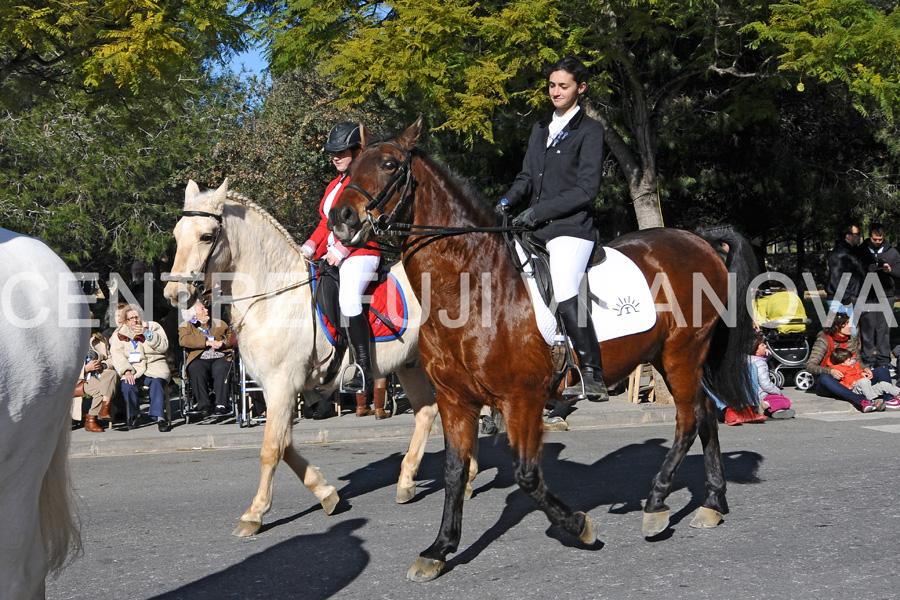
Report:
512,207,538,229
494,199,509,216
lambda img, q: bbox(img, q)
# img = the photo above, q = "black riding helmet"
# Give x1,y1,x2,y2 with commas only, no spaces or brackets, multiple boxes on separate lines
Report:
324,121,361,152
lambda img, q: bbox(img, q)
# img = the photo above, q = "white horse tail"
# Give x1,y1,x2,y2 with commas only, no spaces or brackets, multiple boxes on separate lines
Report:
40,419,82,578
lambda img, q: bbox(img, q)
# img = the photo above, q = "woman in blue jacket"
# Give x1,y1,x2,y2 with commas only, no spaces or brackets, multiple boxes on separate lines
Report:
503,56,607,401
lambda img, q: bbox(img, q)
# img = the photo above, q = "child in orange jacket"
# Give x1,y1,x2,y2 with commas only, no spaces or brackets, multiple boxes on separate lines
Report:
830,348,900,412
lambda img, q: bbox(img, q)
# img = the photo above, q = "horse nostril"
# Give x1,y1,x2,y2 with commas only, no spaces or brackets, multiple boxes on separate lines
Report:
339,206,357,224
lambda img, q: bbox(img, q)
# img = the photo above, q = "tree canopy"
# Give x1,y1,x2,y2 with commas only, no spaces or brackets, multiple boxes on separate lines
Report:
0,0,249,108
261,0,900,230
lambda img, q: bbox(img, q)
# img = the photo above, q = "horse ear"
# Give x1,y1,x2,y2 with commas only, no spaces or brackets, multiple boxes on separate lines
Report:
185,180,200,203
208,178,229,214
396,115,424,151
360,122,372,149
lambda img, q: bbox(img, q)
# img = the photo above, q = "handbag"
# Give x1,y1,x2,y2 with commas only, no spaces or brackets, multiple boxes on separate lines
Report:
74,378,86,397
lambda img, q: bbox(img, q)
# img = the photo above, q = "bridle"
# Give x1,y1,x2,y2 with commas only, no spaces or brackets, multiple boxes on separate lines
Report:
342,141,416,236
342,141,524,239
167,209,313,303
163,210,224,296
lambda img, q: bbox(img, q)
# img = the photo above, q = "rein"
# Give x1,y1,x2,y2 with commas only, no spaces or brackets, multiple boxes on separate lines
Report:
345,141,526,239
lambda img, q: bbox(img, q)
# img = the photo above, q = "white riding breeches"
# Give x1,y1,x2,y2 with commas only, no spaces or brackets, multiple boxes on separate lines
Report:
338,254,380,317
547,236,595,303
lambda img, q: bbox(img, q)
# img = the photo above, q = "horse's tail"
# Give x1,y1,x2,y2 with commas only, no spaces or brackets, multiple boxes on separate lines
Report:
40,418,82,578
696,225,759,409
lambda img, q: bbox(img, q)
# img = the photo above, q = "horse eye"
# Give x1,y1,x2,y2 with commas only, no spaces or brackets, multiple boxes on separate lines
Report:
383,159,398,171
199,233,214,243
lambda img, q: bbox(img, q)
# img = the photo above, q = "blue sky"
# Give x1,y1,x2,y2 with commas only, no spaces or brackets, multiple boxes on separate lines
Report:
227,45,268,75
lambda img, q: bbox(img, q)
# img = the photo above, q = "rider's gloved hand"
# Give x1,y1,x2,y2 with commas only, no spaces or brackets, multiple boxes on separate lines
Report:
494,198,510,216
512,207,538,229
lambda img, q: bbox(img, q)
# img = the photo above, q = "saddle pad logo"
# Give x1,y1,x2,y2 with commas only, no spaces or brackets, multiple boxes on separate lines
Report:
614,296,641,317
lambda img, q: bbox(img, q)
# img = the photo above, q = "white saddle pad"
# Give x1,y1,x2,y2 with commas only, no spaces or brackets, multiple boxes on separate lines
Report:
516,244,657,346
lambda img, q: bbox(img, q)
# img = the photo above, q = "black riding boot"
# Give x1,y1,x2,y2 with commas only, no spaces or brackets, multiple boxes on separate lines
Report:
344,313,374,394
558,296,609,401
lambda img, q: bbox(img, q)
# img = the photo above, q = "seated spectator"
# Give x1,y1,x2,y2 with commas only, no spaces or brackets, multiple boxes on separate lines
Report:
829,348,900,411
103,301,129,341
110,304,172,432
748,332,795,420
77,332,121,432
179,297,234,419
806,312,892,412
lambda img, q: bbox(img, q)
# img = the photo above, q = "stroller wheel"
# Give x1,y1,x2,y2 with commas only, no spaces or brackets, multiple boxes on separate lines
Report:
770,370,785,388
794,370,815,391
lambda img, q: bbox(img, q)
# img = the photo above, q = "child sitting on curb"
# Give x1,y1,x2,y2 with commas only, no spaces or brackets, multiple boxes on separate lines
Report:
748,332,795,420
830,348,900,412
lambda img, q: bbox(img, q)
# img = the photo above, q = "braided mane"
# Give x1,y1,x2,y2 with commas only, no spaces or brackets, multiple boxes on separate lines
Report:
225,190,307,261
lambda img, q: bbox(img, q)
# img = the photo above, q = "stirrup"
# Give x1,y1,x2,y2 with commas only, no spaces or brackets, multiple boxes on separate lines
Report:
339,362,367,394
562,365,587,399
562,365,608,401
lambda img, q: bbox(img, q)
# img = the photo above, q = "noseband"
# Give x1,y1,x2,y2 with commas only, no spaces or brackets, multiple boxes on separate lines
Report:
342,141,416,236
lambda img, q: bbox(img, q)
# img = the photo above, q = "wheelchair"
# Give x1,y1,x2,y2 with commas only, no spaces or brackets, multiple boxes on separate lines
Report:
180,349,239,423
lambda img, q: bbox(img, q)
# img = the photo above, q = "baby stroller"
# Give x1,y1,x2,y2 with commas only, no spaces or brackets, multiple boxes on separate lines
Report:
753,287,815,390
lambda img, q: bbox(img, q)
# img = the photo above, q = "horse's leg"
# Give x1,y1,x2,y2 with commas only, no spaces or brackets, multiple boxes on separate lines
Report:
643,368,702,537
394,365,439,503
407,397,478,583
232,385,336,537
690,394,727,529
282,444,339,513
505,395,597,544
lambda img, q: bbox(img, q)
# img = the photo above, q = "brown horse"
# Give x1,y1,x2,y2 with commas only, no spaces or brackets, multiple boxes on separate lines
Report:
329,118,757,582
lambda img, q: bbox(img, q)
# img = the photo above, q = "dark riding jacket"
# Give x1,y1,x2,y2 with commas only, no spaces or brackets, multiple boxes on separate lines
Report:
503,107,604,243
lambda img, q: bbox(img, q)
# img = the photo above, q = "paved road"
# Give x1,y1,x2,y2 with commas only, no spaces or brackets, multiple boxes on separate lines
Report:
49,407,900,599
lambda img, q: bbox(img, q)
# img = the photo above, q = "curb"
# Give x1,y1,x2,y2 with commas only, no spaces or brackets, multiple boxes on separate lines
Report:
68,387,857,457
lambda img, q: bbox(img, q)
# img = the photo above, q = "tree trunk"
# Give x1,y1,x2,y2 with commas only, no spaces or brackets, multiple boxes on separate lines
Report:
631,177,664,230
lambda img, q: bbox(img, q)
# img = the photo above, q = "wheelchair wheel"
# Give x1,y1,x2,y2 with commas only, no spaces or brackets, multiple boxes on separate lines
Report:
794,370,815,391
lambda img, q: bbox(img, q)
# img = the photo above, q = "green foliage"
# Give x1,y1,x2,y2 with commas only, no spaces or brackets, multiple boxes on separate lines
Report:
0,71,257,274
0,0,249,108
746,0,900,121
197,68,406,240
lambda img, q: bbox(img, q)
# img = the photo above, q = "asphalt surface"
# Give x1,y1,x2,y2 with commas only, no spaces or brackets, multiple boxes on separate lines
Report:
51,387,900,600
69,383,860,457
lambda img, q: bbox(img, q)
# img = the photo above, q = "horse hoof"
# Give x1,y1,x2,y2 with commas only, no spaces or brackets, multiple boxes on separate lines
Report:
464,483,474,500
407,556,445,582
577,512,598,544
642,509,670,538
232,519,261,537
321,489,339,515
689,507,723,529
396,485,416,504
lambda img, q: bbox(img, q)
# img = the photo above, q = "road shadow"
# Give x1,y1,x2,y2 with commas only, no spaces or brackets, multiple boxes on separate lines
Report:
441,436,763,574
151,519,368,600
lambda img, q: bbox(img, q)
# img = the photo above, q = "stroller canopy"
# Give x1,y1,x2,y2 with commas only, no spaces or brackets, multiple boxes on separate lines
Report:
753,290,809,334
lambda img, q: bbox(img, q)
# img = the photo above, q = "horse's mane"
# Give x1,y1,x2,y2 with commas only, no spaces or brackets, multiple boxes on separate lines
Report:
224,190,308,261
363,130,498,222
412,148,498,224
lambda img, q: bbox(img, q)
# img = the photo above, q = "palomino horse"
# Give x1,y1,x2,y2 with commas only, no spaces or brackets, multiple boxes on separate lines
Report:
329,119,758,582
163,180,460,538
0,228,88,598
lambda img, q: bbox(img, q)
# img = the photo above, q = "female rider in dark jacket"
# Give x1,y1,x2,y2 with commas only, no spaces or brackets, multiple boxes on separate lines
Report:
502,56,607,402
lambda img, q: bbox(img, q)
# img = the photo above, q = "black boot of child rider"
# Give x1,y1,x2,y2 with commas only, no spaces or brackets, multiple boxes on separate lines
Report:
558,296,609,402
345,313,374,394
